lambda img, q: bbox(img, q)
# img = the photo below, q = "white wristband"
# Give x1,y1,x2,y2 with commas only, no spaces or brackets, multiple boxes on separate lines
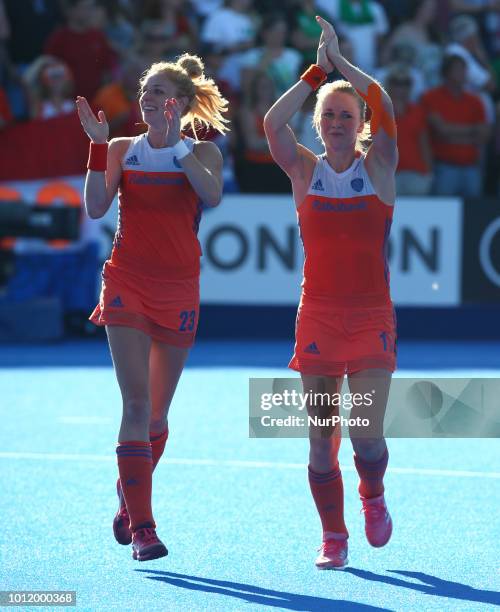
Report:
172,139,190,160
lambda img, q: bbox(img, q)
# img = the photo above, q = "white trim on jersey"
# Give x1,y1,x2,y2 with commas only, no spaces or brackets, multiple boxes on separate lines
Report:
307,155,377,199
121,134,196,173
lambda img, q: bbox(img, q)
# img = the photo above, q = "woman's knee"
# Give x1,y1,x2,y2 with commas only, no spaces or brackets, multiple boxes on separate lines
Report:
149,415,167,433
309,436,341,467
351,436,386,460
122,397,151,425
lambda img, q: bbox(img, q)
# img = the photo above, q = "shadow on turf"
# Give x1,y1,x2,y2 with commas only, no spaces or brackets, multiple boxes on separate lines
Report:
135,570,392,611
345,568,500,607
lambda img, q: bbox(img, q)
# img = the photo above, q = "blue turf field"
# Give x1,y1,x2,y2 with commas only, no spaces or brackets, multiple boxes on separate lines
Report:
1,340,499,611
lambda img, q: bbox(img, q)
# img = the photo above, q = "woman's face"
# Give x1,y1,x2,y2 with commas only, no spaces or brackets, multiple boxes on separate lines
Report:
262,20,287,49
445,58,467,87
41,62,72,96
417,0,436,24
319,92,363,151
139,75,186,127
388,75,412,104
142,23,170,60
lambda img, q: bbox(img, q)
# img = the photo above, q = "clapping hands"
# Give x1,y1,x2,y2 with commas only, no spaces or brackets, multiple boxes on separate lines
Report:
316,16,341,71
164,98,182,146
76,96,109,144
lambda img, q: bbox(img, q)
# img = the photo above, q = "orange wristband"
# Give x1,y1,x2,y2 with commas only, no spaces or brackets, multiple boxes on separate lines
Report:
300,64,327,91
87,142,108,172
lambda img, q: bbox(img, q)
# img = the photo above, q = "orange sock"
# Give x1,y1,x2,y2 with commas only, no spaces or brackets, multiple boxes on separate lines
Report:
354,448,388,498
116,428,169,512
150,426,169,471
308,464,348,537
116,441,155,531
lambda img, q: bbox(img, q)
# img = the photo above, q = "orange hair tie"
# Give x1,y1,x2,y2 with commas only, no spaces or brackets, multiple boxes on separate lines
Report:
356,83,397,138
301,65,327,91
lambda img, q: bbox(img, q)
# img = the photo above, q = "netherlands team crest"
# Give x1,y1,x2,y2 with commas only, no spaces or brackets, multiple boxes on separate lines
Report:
351,178,364,192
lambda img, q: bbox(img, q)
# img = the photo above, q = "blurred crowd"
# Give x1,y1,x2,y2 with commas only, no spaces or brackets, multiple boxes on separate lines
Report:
1,0,500,197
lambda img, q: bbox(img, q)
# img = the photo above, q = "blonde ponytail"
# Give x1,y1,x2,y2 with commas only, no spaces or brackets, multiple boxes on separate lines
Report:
140,53,230,137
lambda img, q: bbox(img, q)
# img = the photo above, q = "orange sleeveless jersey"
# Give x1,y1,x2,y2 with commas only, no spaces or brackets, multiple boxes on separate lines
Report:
297,155,393,307
109,133,203,280
89,134,203,346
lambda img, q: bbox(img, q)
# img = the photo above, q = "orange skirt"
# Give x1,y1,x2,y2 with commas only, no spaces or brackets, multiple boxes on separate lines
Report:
89,261,199,347
289,294,397,377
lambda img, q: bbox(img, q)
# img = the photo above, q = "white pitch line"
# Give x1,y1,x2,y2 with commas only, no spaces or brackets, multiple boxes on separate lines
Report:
57,416,112,425
0,451,499,479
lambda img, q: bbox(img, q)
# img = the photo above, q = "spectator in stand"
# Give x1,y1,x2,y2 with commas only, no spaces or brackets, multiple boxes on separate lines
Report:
200,0,257,93
385,65,433,195
190,0,224,22
201,0,256,53
291,0,329,65
381,0,443,89
0,46,26,120
92,0,137,59
449,0,500,58
44,0,117,101
377,0,413,28
447,15,496,86
4,0,63,67
235,70,289,192
0,0,8,42
0,84,12,128
138,0,198,59
199,43,234,102
376,42,427,101
134,19,177,65
23,56,75,120
484,9,500,59
446,14,497,121
421,54,489,196
1,0,28,119
196,43,239,191
240,13,302,98
92,56,147,138
451,0,500,13
315,0,389,73
253,0,296,13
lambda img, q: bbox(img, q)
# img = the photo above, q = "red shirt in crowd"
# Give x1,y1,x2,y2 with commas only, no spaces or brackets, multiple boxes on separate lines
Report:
395,102,430,174
45,27,116,100
421,86,486,166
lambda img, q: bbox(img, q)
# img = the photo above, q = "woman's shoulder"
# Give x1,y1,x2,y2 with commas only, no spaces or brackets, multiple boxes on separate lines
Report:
108,137,136,158
193,139,222,161
109,136,135,147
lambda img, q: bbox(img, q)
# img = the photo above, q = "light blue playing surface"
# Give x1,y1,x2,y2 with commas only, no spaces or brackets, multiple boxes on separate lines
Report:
1,340,499,611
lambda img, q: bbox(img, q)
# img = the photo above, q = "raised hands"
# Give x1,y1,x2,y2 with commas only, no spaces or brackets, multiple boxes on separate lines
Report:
164,98,182,146
316,29,334,73
76,96,109,144
316,16,341,68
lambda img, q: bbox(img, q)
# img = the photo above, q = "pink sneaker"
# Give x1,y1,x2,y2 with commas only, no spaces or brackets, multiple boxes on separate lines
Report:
361,494,392,547
315,537,348,570
113,479,132,545
132,528,168,561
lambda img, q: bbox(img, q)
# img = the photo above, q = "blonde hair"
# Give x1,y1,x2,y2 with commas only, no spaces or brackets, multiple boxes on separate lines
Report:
312,80,371,153
140,53,230,136
23,55,74,98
